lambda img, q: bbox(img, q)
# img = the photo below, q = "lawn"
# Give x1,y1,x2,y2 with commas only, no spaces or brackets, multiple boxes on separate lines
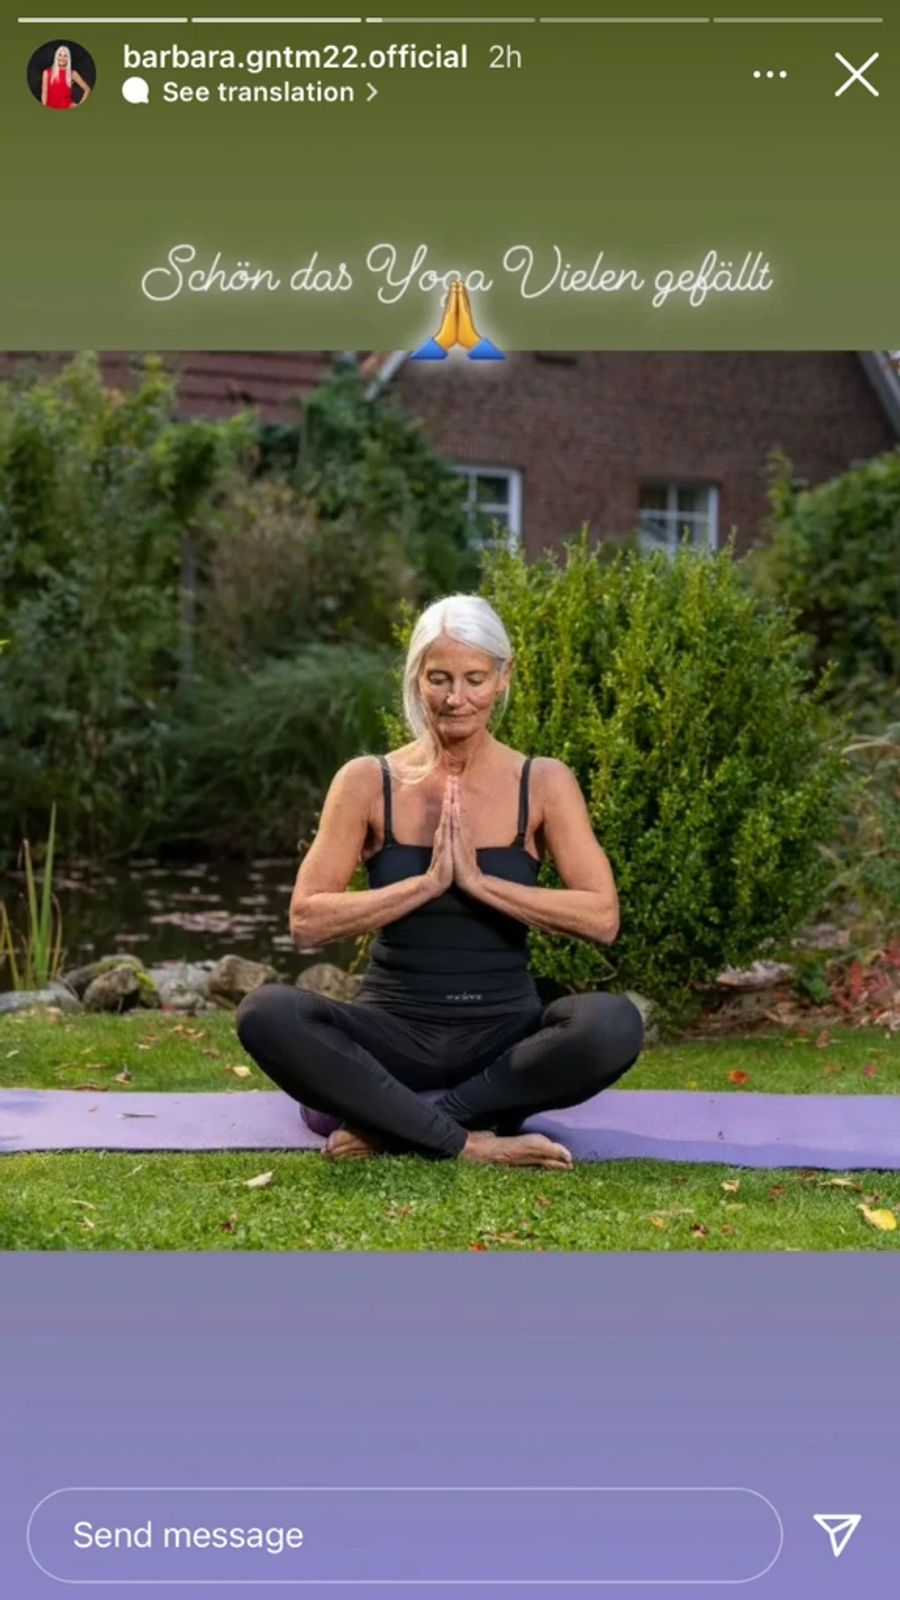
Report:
1,1009,898,1252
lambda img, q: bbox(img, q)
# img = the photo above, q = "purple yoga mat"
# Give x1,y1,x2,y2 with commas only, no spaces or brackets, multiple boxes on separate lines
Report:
2,1088,899,1168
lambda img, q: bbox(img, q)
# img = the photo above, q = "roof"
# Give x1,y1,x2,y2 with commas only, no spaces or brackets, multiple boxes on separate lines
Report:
0,351,337,422
4,350,900,437
362,349,900,438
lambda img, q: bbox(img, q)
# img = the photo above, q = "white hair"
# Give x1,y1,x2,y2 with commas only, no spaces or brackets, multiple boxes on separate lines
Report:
397,594,513,782
51,45,72,83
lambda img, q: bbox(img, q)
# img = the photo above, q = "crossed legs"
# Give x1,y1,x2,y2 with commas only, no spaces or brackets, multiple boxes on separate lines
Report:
236,985,644,1166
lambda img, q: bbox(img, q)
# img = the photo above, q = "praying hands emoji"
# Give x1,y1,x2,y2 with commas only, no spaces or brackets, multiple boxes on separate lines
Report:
411,279,505,361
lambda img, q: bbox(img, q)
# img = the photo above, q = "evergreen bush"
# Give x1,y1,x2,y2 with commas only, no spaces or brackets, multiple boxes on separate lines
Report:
749,449,900,938
752,448,900,709
0,354,252,857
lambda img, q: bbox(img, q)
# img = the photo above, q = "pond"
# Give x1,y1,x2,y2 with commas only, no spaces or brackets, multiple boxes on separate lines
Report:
0,855,358,989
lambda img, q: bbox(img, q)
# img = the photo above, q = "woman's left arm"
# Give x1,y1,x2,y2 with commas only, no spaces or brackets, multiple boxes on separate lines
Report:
454,761,620,944
72,72,91,100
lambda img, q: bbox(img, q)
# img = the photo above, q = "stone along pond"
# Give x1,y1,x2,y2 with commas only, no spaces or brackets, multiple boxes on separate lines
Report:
0,855,358,995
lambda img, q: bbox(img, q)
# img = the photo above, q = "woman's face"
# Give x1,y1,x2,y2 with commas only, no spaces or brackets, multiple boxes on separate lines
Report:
56,48,69,66
419,634,509,739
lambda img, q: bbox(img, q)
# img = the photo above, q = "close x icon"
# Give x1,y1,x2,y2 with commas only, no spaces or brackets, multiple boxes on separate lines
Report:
834,50,879,98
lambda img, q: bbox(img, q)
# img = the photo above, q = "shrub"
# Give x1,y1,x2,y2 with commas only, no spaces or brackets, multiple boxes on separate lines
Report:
752,448,900,710
384,535,850,1024
260,364,485,598
0,354,253,858
0,355,484,862
748,450,900,938
202,476,420,667
164,644,395,854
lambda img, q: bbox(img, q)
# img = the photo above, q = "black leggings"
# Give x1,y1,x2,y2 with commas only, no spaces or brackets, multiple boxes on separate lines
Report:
236,985,644,1160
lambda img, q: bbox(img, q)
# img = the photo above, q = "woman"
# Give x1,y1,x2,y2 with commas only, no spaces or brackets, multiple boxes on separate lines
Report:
237,594,643,1169
42,45,91,110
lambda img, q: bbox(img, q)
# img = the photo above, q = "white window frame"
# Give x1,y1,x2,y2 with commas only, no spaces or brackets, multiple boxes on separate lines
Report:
638,482,719,556
452,464,522,549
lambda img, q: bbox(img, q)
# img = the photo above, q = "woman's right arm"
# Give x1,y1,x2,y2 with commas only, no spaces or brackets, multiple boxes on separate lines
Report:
289,757,449,949
41,70,48,104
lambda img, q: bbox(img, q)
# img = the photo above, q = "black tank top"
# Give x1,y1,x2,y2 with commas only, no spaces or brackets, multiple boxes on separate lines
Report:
359,756,541,1011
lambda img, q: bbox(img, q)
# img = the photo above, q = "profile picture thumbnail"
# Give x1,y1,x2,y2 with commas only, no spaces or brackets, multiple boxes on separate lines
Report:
27,39,95,111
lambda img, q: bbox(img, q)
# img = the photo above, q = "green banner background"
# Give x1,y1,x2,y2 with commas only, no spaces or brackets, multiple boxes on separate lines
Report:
2,3,896,348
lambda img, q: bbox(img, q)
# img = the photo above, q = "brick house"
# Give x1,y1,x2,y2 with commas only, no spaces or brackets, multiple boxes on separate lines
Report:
362,350,900,558
3,349,898,557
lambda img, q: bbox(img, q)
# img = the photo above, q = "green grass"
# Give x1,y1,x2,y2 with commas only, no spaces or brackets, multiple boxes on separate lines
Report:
1,1010,898,1252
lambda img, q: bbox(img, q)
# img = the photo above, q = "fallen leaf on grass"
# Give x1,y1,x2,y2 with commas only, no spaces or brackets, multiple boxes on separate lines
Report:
114,1070,133,1084
385,1203,415,1219
467,1242,487,1251
201,1048,221,1060
227,1065,252,1079
73,1082,108,1092
648,1216,667,1230
690,1223,709,1238
533,1194,551,1208
858,1205,897,1232
721,1179,741,1194
728,1070,750,1086
824,1176,862,1191
220,1213,239,1233
769,1186,787,1202
80,1217,95,1231
814,1030,831,1048
5,1048,19,1059
861,1064,878,1079
128,1164,144,1177
244,1171,274,1190
66,1198,97,1210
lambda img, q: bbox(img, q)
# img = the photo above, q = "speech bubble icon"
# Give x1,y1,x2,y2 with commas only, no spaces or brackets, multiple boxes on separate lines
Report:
122,76,150,105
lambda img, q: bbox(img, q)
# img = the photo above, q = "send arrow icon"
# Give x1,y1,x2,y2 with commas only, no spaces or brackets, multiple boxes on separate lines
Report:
813,1514,862,1559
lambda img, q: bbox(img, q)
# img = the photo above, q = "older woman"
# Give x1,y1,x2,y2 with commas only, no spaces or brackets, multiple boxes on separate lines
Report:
237,594,643,1169
42,45,92,109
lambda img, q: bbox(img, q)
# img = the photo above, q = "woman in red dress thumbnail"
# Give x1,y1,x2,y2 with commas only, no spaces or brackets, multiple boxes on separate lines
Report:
42,45,92,110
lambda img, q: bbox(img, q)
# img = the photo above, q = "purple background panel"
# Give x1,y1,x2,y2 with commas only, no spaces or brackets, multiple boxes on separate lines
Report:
1,1255,899,1596
3,1087,900,1168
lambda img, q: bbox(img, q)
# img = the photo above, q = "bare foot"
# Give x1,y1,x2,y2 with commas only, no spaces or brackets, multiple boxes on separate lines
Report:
460,1131,573,1170
323,1127,383,1160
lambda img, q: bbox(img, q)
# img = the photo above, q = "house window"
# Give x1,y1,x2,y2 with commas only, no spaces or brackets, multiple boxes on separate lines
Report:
638,483,719,556
453,466,522,548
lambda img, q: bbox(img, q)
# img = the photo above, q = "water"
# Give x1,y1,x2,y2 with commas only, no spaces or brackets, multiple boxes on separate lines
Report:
0,855,358,988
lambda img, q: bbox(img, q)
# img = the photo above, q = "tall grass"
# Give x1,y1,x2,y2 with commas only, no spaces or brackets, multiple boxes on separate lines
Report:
164,644,396,854
0,803,65,989
822,710,900,941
